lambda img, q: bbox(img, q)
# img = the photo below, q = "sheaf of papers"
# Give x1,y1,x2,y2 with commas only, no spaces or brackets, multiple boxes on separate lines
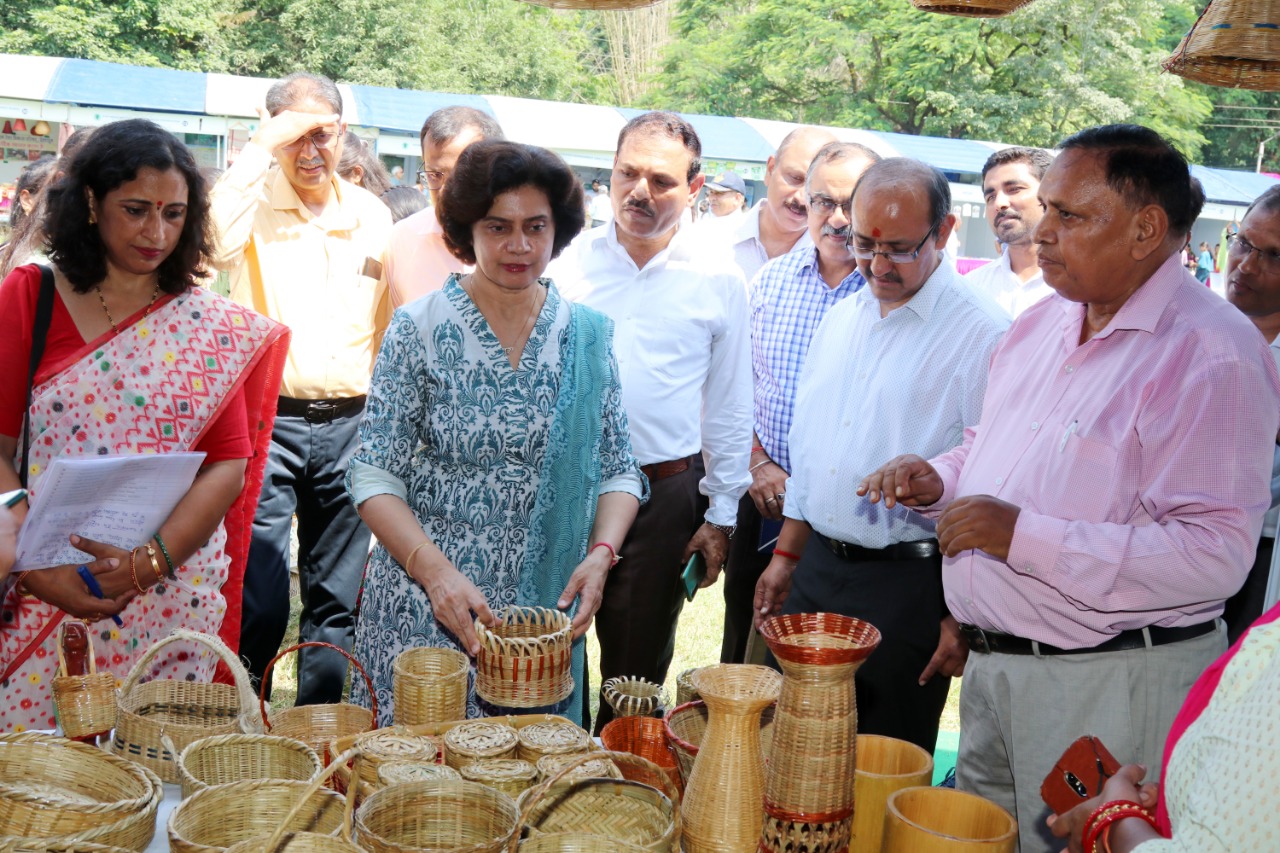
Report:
15,453,206,571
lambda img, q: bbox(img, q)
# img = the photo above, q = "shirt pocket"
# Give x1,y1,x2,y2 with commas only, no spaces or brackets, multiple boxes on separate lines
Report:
1020,428,1119,523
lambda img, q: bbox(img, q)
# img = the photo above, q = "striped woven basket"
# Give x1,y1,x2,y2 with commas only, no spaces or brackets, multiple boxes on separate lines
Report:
1165,0,1280,90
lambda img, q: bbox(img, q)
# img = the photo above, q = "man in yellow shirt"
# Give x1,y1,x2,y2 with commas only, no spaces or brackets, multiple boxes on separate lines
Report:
210,71,393,704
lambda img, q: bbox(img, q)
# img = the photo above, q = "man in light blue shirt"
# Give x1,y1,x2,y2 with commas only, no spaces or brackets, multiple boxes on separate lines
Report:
755,158,1009,753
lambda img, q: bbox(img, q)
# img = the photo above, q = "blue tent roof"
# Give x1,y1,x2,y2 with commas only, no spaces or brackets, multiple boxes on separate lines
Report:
1192,164,1278,205
348,85,491,136
45,58,207,114
871,130,998,175
616,108,776,164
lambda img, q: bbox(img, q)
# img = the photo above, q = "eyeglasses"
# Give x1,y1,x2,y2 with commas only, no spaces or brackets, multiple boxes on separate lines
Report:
809,193,852,217
848,227,937,264
1228,233,1280,272
416,169,447,190
279,130,340,152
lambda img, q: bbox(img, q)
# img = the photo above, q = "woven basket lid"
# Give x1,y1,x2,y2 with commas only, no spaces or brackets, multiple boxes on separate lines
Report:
377,761,461,786
536,753,624,783
1165,0,1280,90
444,721,520,757
461,758,539,785
909,0,1036,15
354,727,440,764
517,721,592,755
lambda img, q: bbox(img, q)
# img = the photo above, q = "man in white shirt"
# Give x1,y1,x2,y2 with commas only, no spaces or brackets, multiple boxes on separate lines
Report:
550,111,752,731
755,158,1009,754
588,179,612,227
705,171,747,221
964,146,1054,318
384,106,504,307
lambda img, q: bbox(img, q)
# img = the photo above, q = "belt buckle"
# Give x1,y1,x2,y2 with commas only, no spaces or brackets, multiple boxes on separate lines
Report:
964,625,992,654
304,400,337,424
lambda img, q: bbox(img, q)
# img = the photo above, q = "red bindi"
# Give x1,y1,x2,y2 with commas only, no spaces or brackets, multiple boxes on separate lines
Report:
156,201,164,209
871,227,881,238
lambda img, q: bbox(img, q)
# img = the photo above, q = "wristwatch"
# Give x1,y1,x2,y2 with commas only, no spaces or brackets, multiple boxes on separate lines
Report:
707,522,737,540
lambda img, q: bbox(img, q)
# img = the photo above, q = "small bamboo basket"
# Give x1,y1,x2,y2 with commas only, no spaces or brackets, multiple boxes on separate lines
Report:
475,607,573,708
51,623,116,741
393,647,468,726
110,629,262,783
378,761,461,787
349,728,441,788
515,834,648,852
224,747,365,853
353,779,519,853
515,721,591,763
515,751,680,853
177,733,321,799
535,754,622,784
601,676,663,718
262,642,377,757
0,844,133,853
674,668,703,707
462,759,540,798
167,778,347,853
444,721,520,770
1164,0,1280,91
0,733,159,844
599,716,682,796
908,0,1036,16
662,700,777,787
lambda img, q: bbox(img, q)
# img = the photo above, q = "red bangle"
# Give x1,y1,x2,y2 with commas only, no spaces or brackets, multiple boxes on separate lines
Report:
751,445,765,454
773,548,802,561
1081,801,1156,853
591,542,621,566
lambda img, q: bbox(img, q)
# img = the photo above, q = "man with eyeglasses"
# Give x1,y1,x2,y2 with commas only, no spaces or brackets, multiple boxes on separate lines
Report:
858,125,1280,852
211,71,394,705
384,106,504,306
719,142,879,666
754,157,1008,754
1223,184,1280,643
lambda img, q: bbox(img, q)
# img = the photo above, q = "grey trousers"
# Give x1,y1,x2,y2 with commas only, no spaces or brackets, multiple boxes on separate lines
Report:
956,621,1225,853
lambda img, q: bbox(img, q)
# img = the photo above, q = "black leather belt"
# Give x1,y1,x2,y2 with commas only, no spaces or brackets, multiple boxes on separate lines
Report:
960,620,1216,656
277,395,367,424
816,533,939,562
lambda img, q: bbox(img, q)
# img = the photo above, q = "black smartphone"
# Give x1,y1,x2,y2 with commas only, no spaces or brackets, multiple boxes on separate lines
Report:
680,551,707,602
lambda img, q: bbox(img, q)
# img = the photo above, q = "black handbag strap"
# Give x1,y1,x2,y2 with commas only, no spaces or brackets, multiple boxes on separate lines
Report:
20,265,56,489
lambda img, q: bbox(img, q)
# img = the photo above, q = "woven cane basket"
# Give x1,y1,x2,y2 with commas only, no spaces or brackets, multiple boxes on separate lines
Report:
661,700,777,787
4,767,163,852
349,728,441,788
515,721,591,763
110,629,262,783
0,732,159,843
475,607,573,708
444,720,521,770
378,761,461,787
535,754,621,785
600,676,662,718
598,716,682,795
674,668,702,706
909,0,1036,15
168,778,347,853
177,733,321,799
262,642,377,757
1165,0,1280,90
462,759,540,798
354,779,519,853
515,751,680,853
51,623,116,740
224,748,364,853
516,834,648,853
392,647,468,726
0,844,132,853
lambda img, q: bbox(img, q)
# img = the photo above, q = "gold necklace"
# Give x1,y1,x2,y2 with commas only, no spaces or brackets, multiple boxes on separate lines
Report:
95,282,161,333
465,276,543,359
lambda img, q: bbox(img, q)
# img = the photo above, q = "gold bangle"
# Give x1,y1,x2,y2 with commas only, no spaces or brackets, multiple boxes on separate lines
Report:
144,543,163,584
402,541,430,579
14,571,36,598
129,549,145,595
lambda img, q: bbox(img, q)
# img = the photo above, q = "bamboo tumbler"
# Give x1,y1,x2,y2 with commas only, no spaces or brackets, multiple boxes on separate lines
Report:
850,735,934,853
881,786,1016,853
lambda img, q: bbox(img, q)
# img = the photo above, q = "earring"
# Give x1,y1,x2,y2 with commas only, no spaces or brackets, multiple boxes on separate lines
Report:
88,210,97,225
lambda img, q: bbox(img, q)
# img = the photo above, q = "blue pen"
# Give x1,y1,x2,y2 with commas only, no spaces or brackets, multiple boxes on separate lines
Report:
76,564,124,627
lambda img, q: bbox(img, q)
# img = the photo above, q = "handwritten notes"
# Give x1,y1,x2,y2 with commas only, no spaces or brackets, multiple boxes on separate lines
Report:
16,453,206,571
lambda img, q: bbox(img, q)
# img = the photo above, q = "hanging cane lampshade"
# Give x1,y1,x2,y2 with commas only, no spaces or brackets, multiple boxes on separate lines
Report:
1165,0,1280,91
909,0,1036,16
515,0,666,9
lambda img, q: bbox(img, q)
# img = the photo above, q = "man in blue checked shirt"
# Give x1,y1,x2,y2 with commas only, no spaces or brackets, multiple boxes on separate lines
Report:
720,141,881,664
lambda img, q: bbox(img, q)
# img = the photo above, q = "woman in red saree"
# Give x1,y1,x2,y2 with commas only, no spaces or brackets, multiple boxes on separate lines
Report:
0,119,288,731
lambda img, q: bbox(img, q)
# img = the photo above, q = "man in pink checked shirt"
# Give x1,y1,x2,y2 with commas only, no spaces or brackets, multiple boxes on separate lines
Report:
860,124,1280,853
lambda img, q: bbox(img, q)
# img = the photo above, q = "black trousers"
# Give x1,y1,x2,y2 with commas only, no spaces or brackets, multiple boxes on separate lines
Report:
778,533,950,755
721,493,771,663
593,458,707,732
1224,534,1273,645
239,407,371,704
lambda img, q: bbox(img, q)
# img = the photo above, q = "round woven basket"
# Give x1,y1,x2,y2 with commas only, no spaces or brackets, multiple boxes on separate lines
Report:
392,647,468,726
51,623,116,741
598,716,682,796
350,728,440,788
177,733,321,799
516,833,649,852
662,699,777,787
444,721,520,770
461,759,540,798
674,668,703,707
0,733,158,841
1164,0,1280,90
908,0,1035,15
535,754,622,785
515,721,591,763
4,766,163,852
0,843,133,852
262,642,376,757
601,676,663,718
167,779,347,853
378,761,461,787
353,779,519,853
475,607,573,708
223,747,364,853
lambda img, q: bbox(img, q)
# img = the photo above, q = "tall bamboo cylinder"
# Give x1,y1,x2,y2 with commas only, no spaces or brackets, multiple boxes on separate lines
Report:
850,735,934,853
881,787,1016,853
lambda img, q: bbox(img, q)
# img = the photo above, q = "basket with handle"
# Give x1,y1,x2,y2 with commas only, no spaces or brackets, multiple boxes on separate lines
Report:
261,641,377,757
392,646,469,726
600,676,662,719
1164,0,1280,90
223,747,365,853
177,733,322,799
598,716,682,797
109,629,262,783
512,750,680,853
353,778,519,853
51,622,116,741
168,777,348,853
908,0,1036,16
474,607,573,708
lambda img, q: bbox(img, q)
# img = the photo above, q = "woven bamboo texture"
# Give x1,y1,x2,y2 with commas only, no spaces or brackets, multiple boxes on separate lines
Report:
52,624,116,740
674,668,702,706
462,759,540,798
760,814,854,853
0,733,158,842
392,646,468,726
662,700,776,788
516,833,648,852
262,642,376,756
0,844,132,853
354,779,518,853
600,676,662,718
851,735,934,853
513,751,680,853
680,665,782,853
514,721,591,763
514,0,665,10
168,778,347,853
15,767,163,852
598,716,681,796
223,747,363,853
110,629,262,783
534,754,621,784
350,728,440,787
177,733,321,799
377,761,461,787
475,607,573,708
1164,0,1280,91
444,721,521,770
908,0,1035,16
881,787,1016,853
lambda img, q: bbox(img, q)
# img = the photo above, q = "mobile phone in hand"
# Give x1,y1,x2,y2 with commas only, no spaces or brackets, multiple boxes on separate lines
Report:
1041,735,1122,815
680,551,707,602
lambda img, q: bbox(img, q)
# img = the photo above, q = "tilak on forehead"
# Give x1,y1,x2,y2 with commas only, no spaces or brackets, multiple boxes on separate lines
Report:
871,227,881,238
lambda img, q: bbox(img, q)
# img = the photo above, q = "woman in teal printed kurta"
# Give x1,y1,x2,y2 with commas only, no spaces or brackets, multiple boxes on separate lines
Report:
347,142,644,726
